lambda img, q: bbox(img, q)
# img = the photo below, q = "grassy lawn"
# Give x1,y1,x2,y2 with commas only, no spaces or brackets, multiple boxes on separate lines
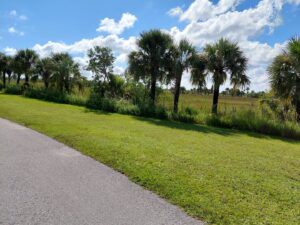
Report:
0,94,299,225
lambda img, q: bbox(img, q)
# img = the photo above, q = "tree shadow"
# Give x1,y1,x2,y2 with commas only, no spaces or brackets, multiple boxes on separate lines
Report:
133,116,236,136
83,108,300,144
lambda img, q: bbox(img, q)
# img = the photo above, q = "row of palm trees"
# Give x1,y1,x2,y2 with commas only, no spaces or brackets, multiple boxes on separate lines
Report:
4,31,298,118
0,49,84,93
129,30,250,113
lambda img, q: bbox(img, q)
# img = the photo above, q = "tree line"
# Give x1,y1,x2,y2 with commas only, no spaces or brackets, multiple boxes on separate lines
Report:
0,30,299,120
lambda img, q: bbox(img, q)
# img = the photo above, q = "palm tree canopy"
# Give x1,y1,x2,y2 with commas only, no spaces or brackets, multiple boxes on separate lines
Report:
0,53,8,72
165,39,197,82
15,49,39,75
268,53,299,100
129,29,173,82
190,54,207,89
204,38,249,87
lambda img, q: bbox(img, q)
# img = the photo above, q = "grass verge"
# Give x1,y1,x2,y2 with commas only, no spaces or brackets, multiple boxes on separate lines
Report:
0,94,299,225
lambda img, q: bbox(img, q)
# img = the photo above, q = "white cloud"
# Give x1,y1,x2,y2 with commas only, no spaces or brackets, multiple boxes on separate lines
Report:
4,47,17,56
9,10,17,17
32,34,137,75
8,26,25,36
96,13,137,35
8,27,17,33
19,15,28,21
9,10,28,20
167,7,183,17
166,0,300,91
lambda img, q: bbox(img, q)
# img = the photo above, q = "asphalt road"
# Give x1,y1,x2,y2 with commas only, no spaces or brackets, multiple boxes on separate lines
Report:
0,118,204,225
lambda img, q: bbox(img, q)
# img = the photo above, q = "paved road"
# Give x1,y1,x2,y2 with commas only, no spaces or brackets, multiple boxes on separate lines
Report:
0,118,204,225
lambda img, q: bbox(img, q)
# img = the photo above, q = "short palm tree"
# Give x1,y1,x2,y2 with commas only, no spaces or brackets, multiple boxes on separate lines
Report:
192,39,249,114
166,39,197,112
15,49,39,86
128,29,173,105
51,53,81,93
35,58,55,89
268,37,300,121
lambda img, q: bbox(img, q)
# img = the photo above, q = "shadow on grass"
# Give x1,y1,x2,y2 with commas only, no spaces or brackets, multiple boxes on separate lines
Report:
83,105,300,143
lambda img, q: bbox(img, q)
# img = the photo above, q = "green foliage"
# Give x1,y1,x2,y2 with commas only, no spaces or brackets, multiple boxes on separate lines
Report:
3,85,23,95
268,37,300,120
128,29,173,103
206,110,300,139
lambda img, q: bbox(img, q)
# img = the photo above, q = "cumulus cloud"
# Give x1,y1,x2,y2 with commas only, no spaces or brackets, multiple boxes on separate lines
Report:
32,34,137,75
166,0,299,90
96,13,137,35
4,47,17,56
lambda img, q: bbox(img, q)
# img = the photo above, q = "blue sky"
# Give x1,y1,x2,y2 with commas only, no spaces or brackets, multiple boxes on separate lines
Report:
1,0,300,90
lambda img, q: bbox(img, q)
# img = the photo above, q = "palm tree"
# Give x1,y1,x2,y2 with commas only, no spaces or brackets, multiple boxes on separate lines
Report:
35,58,54,89
15,49,39,86
128,29,173,105
192,38,249,114
51,53,81,93
268,37,300,121
11,53,24,85
0,53,8,88
166,39,197,112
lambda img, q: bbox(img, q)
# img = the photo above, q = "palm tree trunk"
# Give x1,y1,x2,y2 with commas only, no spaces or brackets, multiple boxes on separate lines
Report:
150,75,157,105
173,74,182,113
8,73,11,84
296,100,300,122
24,74,29,86
2,71,6,88
16,74,21,85
212,84,220,114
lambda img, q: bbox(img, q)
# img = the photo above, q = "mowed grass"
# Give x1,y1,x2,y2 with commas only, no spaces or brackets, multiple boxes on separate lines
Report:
0,94,299,225
159,93,258,113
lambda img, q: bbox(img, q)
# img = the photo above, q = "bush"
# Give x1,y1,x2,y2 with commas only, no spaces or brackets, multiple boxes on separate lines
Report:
24,88,67,103
206,110,300,139
4,85,23,95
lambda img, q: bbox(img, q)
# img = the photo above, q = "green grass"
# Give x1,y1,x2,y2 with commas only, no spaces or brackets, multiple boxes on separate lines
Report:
0,94,299,225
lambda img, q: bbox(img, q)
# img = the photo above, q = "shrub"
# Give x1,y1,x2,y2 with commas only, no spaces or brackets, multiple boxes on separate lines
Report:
4,85,23,95
24,88,67,103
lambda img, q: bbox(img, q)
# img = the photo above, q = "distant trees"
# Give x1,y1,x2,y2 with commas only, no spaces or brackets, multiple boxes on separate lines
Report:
129,30,173,105
268,37,300,121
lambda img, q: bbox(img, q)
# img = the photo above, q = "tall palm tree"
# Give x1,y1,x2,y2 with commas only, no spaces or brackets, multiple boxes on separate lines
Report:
268,37,300,121
166,39,197,112
192,39,249,114
0,53,8,88
51,53,81,93
128,29,173,105
15,49,39,86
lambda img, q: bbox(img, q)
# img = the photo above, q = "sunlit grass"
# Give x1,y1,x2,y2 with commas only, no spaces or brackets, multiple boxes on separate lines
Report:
0,94,299,225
